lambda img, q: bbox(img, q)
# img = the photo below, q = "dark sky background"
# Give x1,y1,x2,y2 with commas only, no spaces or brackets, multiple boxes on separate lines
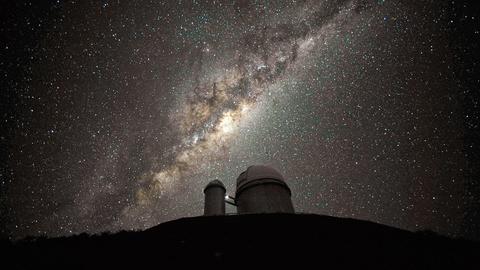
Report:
1,0,479,240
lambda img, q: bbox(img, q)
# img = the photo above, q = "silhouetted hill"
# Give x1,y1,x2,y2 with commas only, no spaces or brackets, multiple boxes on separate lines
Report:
2,213,479,269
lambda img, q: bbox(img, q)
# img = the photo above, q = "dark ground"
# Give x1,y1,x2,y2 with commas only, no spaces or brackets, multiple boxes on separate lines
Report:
2,213,479,269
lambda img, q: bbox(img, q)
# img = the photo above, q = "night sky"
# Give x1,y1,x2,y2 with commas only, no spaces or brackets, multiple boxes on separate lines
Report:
1,0,479,240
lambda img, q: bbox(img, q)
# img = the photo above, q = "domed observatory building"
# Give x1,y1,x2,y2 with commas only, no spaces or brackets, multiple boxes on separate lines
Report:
203,180,226,216
235,165,294,214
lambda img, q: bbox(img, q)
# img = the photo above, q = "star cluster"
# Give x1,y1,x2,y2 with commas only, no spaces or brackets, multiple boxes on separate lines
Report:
1,0,479,240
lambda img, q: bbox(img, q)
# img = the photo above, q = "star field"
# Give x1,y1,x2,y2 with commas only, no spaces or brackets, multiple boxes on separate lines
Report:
1,0,479,240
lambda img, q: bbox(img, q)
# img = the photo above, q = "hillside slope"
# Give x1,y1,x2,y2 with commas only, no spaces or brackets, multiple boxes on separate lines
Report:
2,213,479,269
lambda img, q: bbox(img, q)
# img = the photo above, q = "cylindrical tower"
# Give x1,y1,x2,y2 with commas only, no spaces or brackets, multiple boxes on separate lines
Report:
203,180,226,216
235,165,294,214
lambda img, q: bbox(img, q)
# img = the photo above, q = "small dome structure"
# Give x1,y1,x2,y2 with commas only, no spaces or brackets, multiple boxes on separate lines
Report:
203,179,226,193
203,179,226,216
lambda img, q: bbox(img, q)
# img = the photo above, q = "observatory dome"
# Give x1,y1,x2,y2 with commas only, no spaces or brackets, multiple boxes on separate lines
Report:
203,179,226,193
235,165,294,214
236,165,291,196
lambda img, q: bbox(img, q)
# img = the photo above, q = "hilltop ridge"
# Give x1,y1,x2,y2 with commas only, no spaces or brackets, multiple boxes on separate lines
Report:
2,213,479,269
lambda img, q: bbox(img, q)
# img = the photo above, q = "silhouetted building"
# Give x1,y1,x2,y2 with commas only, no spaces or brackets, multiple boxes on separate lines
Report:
204,165,294,215
4,167,479,269
203,179,226,216
235,165,294,214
